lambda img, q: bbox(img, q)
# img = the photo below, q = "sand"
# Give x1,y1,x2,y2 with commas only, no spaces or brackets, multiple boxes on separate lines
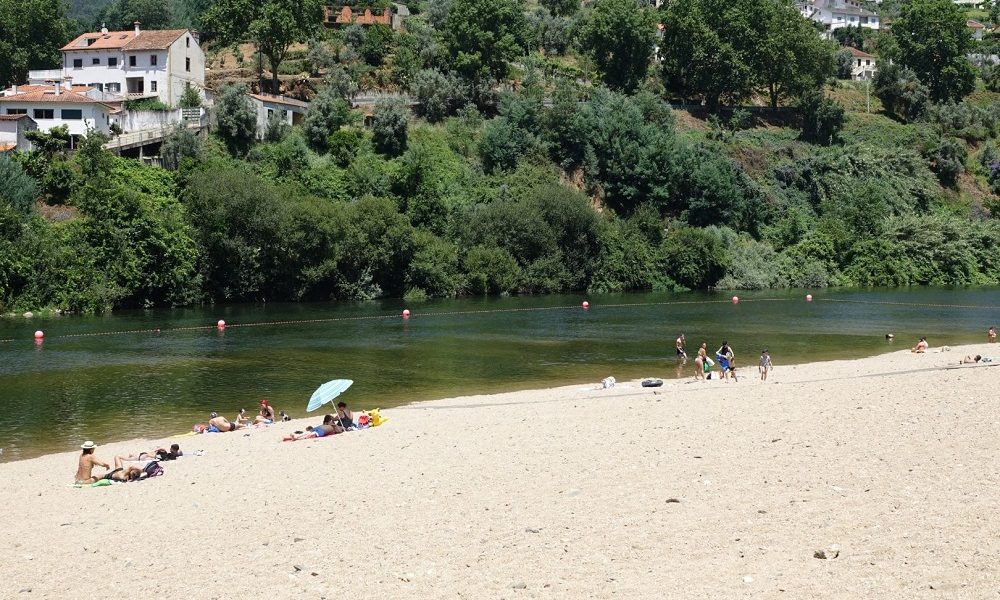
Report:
2,343,999,599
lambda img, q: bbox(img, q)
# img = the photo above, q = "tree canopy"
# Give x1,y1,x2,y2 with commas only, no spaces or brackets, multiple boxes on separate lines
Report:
887,0,975,103
442,0,528,81
577,0,657,92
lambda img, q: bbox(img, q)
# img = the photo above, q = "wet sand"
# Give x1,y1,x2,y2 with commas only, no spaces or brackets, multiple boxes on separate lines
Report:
2,344,999,598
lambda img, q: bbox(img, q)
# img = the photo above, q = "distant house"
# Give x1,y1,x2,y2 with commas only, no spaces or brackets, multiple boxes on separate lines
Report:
0,83,114,140
968,19,986,40
248,93,309,139
55,22,205,106
0,114,37,152
801,0,880,37
845,46,878,80
323,4,407,30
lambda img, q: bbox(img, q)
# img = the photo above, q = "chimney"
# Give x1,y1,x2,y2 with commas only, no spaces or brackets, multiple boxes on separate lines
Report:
54,81,60,96
101,22,108,35
134,21,141,36
11,85,16,95
63,79,71,91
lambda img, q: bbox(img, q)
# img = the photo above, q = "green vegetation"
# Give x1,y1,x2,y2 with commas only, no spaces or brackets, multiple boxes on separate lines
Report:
2,0,1000,314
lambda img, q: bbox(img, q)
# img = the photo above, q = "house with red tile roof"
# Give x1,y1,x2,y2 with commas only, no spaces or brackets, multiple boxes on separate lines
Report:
323,4,406,30
844,46,878,80
0,82,115,137
50,22,204,107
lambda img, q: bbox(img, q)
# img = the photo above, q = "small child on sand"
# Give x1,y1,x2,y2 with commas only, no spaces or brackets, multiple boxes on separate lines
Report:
759,349,772,381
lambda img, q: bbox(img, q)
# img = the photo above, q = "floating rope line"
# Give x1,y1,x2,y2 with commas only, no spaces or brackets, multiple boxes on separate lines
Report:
817,298,1000,311
6,294,995,344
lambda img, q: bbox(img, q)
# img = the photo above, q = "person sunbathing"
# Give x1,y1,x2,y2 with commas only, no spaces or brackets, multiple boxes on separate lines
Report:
256,399,276,424
101,465,144,482
960,355,983,364
336,402,354,430
283,415,342,441
209,413,243,432
235,408,252,427
911,337,929,353
114,444,181,467
75,441,110,484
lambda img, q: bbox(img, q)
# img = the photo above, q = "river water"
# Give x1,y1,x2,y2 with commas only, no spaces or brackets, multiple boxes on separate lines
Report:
1,288,998,461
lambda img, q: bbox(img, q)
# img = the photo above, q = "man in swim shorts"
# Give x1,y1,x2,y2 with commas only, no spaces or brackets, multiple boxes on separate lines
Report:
209,412,243,432
75,441,111,484
676,334,687,364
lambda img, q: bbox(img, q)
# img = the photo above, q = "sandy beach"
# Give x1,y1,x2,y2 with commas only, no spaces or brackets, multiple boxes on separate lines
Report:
2,343,999,599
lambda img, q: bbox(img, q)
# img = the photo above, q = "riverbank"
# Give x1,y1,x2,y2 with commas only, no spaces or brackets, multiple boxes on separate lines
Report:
2,344,1000,598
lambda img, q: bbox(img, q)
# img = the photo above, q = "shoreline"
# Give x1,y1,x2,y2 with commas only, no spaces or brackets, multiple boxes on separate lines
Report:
2,343,1000,598
3,340,993,464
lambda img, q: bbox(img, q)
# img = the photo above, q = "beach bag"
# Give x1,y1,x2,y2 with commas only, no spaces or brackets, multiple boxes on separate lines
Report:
601,376,616,389
143,461,164,478
356,414,370,427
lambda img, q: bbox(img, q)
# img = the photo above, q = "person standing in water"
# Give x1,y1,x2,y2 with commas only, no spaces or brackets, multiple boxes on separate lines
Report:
989,326,997,343
675,334,687,364
759,349,772,381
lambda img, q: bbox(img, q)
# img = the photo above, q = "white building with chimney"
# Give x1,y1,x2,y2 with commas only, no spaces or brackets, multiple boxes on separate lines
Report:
55,22,205,107
0,83,114,139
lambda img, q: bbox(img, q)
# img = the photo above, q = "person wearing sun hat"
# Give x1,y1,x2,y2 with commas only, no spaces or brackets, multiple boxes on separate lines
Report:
74,441,110,485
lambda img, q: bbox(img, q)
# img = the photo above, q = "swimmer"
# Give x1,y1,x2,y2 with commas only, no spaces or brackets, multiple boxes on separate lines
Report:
675,333,687,363
759,349,772,381
989,326,997,344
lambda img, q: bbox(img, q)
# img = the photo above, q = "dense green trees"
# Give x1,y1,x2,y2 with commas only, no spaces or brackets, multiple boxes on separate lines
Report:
372,99,410,157
577,0,656,92
214,85,257,156
887,0,975,103
442,0,528,81
0,0,70,87
660,0,833,107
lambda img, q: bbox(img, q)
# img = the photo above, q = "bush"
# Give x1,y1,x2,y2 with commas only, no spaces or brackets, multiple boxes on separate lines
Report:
923,136,966,187
214,84,257,156
463,245,521,295
372,99,409,157
0,154,39,213
659,226,728,290
799,89,846,145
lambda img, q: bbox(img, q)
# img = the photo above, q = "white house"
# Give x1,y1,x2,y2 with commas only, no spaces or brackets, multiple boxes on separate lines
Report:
845,46,878,80
57,23,205,107
0,83,114,139
801,0,880,36
248,93,309,139
0,114,37,152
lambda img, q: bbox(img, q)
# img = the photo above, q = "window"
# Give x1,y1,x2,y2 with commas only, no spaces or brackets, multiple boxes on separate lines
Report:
6,108,27,115
186,57,191,72
129,55,136,67
88,83,103,91
106,82,121,93
33,109,54,119
73,59,83,68
150,54,158,66
150,81,158,92
61,109,83,120
186,37,190,48
857,59,862,67
92,58,100,65
866,60,871,66
267,109,274,118
109,57,118,67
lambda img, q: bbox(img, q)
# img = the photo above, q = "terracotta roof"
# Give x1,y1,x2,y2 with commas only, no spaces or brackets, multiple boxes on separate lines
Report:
845,46,876,59
967,19,985,29
62,29,187,52
0,143,16,152
0,114,32,120
6,84,94,95
0,88,105,105
248,93,309,109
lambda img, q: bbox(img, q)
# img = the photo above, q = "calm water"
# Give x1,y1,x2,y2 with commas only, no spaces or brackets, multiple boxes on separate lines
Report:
1,288,998,461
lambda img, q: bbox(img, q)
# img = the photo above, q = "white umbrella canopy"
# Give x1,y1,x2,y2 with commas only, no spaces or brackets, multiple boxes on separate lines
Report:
306,379,353,412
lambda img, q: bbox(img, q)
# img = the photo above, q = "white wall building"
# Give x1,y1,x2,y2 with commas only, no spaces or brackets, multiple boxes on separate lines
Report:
801,0,880,36
248,94,309,140
0,114,37,152
845,46,878,80
58,23,205,107
0,83,114,138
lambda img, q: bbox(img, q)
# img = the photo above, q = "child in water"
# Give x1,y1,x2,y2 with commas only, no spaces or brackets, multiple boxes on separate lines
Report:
759,349,772,381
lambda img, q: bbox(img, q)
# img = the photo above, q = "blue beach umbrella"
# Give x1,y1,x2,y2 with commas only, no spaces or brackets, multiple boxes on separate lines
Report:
307,379,354,412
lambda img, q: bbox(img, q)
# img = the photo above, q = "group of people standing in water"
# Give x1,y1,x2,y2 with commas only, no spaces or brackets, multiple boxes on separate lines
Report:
674,334,772,382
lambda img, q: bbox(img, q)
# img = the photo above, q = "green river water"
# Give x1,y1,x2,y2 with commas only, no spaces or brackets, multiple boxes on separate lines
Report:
1,288,998,462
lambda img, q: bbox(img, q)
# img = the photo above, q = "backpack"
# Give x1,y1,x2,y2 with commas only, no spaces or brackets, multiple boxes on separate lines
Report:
143,461,164,478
